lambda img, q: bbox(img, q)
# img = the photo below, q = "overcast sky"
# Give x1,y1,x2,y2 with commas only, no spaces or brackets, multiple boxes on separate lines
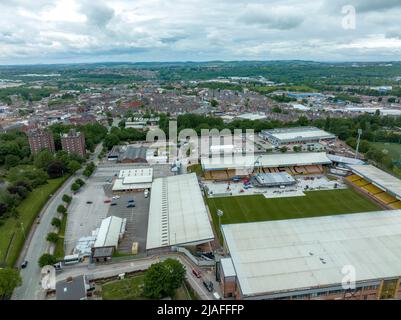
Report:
1,0,401,64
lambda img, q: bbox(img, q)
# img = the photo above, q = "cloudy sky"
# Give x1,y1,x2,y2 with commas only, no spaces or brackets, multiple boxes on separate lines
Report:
1,0,401,64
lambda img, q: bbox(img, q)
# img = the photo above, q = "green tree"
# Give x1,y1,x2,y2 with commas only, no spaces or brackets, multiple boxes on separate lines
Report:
46,232,59,243
51,217,61,228
4,154,20,169
67,160,81,173
71,183,80,192
0,268,22,298
38,254,57,268
62,194,72,204
57,205,67,214
210,99,219,107
280,146,288,153
34,149,54,169
143,259,186,299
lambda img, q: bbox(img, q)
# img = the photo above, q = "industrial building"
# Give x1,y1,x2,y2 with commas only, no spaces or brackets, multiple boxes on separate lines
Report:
260,127,336,147
220,210,401,300
146,173,214,252
112,167,153,192
27,128,55,155
202,152,332,180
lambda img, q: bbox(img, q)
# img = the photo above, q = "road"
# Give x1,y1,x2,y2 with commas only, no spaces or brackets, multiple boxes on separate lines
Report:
12,143,103,300
56,253,217,300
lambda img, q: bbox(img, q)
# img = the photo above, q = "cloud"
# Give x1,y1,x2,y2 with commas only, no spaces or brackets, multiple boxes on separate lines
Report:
0,0,400,63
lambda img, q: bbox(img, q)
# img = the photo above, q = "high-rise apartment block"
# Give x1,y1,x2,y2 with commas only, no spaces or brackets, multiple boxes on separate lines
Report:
27,129,55,155
61,129,86,157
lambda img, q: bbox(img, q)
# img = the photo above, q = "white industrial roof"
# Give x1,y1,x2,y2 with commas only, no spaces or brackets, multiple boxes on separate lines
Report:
327,154,365,165
349,164,401,200
112,179,152,191
222,210,401,298
146,173,214,250
201,152,331,171
221,258,237,278
118,168,153,181
265,127,335,142
94,216,125,248
236,113,267,121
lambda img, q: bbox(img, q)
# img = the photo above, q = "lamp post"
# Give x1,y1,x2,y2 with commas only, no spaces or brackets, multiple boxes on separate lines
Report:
217,209,224,248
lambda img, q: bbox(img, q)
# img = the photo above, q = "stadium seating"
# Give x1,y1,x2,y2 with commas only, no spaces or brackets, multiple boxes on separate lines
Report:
362,184,384,195
390,201,401,209
353,178,370,187
211,170,229,180
346,174,362,182
204,171,213,180
375,192,398,205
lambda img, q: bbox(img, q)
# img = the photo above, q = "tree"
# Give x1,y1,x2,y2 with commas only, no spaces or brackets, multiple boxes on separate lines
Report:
75,178,85,187
67,160,81,173
71,183,80,192
104,134,120,150
46,232,59,243
210,99,219,107
0,268,22,298
34,150,54,169
293,146,302,152
62,194,72,204
280,146,288,153
4,154,20,169
143,259,186,299
47,160,66,178
57,205,67,214
38,254,57,268
51,217,61,228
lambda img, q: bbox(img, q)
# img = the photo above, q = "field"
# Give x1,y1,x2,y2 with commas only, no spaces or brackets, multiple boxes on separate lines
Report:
101,274,192,300
206,188,382,240
0,176,68,267
372,142,401,163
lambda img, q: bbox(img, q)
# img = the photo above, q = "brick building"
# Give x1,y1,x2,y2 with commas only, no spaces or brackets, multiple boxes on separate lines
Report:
27,129,55,155
61,129,86,157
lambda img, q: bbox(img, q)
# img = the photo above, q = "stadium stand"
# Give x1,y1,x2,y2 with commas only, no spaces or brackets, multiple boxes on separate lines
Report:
346,174,362,182
353,178,370,187
375,192,398,205
362,184,384,195
390,201,401,209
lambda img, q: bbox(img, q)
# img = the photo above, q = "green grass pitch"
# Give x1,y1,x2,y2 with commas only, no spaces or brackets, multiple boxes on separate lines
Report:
206,188,383,238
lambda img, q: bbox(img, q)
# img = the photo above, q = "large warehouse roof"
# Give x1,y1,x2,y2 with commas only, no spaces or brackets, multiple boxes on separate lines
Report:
112,167,153,191
201,152,331,171
348,164,401,200
146,173,214,250
222,210,401,298
262,127,336,143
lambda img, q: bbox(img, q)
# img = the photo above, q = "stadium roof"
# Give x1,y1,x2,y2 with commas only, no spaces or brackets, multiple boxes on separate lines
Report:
348,164,401,200
222,210,401,298
201,152,331,171
146,173,214,250
94,216,126,248
327,154,365,166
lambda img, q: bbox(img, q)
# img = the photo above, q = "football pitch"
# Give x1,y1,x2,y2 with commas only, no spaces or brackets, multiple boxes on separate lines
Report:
206,188,382,236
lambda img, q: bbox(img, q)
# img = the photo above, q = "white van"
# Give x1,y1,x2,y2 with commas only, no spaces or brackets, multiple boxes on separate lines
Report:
144,189,149,198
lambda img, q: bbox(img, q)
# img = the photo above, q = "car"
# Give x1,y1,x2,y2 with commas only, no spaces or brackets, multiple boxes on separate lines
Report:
112,196,120,200
192,268,201,278
110,202,117,206
144,189,149,198
203,280,213,292
128,199,135,203
21,261,28,269
86,201,93,204
104,199,111,203
127,203,135,208
213,292,222,300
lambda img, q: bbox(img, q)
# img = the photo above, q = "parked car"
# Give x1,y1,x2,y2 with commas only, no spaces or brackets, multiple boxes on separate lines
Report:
104,199,111,203
21,261,28,269
112,196,120,200
144,189,149,198
128,199,135,203
213,292,222,300
203,280,213,292
192,268,201,278
127,203,136,208
86,201,93,204
110,202,117,206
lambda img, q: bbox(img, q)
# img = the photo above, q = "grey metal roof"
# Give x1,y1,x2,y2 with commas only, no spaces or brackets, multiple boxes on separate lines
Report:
119,146,148,161
222,210,401,297
56,275,87,300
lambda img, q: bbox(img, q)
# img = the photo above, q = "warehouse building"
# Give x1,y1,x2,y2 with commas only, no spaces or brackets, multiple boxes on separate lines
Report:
220,210,401,300
146,173,214,253
112,168,153,192
260,127,336,147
